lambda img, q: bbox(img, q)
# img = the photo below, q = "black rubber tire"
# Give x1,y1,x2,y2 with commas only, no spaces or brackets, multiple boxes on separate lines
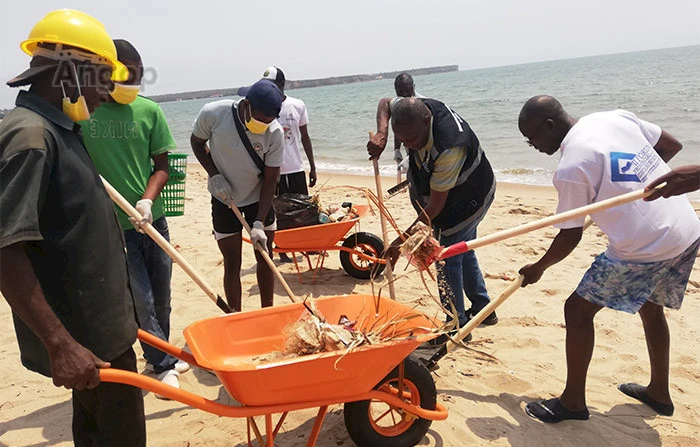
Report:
343,355,436,447
339,232,386,279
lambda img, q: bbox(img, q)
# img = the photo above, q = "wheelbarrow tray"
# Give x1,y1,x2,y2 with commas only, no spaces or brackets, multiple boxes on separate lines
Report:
183,294,437,406
273,204,370,251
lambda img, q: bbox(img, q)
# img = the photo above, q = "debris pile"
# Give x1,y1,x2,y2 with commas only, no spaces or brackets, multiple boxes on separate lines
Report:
400,222,442,271
284,301,379,356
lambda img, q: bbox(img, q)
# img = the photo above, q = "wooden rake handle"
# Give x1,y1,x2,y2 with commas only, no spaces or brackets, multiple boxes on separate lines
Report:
370,131,397,301
424,217,595,368
101,177,234,314
439,183,665,261
445,275,525,353
227,201,299,304
447,217,595,351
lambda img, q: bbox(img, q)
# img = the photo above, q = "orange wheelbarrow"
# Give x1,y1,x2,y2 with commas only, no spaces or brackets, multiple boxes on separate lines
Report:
100,294,448,447
249,204,387,282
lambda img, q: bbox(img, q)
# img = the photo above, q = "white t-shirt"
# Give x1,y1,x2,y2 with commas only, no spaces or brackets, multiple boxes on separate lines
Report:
553,110,700,262
192,99,284,207
278,96,309,175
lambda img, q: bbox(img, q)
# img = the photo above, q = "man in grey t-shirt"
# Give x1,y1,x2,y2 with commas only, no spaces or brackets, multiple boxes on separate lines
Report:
190,80,284,311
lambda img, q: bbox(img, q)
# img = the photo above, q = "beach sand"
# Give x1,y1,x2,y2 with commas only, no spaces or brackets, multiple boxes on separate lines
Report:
1,165,699,447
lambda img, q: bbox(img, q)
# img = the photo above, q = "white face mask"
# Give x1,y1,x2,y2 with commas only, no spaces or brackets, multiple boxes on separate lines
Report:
60,62,90,122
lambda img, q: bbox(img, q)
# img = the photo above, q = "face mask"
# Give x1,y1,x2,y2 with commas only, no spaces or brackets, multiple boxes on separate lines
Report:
62,96,90,122
110,83,140,104
243,103,270,134
61,62,91,122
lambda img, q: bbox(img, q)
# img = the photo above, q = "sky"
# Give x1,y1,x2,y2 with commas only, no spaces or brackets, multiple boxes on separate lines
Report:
2,0,699,108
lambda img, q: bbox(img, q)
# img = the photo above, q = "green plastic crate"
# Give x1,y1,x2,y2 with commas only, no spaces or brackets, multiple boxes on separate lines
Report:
162,153,188,217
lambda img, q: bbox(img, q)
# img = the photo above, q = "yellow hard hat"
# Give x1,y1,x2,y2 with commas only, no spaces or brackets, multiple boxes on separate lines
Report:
20,9,128,82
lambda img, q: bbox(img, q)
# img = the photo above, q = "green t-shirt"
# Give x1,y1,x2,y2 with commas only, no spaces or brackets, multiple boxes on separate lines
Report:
80,96,177,230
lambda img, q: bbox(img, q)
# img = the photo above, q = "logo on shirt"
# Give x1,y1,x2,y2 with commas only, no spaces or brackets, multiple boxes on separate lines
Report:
88,119,138,139
610,146,660,183
610,152,641,182
253,142,263,153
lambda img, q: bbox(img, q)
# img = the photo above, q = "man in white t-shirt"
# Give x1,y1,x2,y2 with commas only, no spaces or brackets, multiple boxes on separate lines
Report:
254,66,316,194
190,80,284,311
645,165,700,200
517,95,700,423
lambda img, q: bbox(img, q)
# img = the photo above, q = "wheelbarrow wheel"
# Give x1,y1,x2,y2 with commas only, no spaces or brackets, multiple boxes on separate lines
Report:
343,355,436,447
340,232,385,280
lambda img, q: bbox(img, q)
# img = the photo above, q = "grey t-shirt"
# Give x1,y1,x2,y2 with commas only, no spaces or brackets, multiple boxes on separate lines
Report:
192,100,284,207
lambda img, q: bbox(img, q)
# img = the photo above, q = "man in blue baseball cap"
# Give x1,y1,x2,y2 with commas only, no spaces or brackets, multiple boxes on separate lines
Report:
245,66,318,263
190,79,284,311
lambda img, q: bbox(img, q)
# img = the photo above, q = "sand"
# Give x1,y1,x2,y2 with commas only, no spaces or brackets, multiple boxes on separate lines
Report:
1,165,699,447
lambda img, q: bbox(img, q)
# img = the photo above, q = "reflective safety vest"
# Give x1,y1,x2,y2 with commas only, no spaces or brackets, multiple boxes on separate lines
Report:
407,98,496,235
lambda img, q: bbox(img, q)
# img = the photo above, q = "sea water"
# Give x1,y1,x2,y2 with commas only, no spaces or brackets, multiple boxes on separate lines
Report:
160,45,699,198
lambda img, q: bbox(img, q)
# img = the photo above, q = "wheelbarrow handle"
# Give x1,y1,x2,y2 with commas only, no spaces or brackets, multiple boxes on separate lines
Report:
438,183,665,261
101,176,234,314
99,368,290,418
136,329,198,366
99,369,449,421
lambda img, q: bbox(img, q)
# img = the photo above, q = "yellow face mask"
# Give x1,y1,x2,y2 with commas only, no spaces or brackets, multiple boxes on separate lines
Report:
243,103,270,134
62,95,90,122
60,62,91,122
246,117,270,134
110,83,140,104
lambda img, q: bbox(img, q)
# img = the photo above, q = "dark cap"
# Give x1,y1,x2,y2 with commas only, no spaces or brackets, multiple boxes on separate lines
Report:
242,79,283,118
7,56,58,87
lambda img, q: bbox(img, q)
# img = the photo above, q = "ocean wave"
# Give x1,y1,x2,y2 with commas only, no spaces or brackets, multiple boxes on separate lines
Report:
179,158,698,199
497,167,538,175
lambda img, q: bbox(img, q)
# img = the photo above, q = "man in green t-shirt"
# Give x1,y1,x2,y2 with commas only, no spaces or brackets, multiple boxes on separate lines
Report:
80,39,189,394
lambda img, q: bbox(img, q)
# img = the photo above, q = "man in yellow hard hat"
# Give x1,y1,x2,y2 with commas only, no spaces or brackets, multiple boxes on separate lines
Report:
0,10,145,446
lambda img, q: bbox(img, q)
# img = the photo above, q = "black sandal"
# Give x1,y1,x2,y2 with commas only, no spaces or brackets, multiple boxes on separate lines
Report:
525,398,590,423
618,383,674,416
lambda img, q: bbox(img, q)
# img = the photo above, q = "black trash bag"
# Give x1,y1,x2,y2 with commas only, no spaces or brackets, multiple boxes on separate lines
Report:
273,193,321,230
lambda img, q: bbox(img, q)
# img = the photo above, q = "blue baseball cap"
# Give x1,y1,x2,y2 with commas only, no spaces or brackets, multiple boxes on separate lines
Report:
237,79,283,117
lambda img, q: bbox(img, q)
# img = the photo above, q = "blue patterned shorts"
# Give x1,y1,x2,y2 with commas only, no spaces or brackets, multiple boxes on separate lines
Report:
576,237,700,314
